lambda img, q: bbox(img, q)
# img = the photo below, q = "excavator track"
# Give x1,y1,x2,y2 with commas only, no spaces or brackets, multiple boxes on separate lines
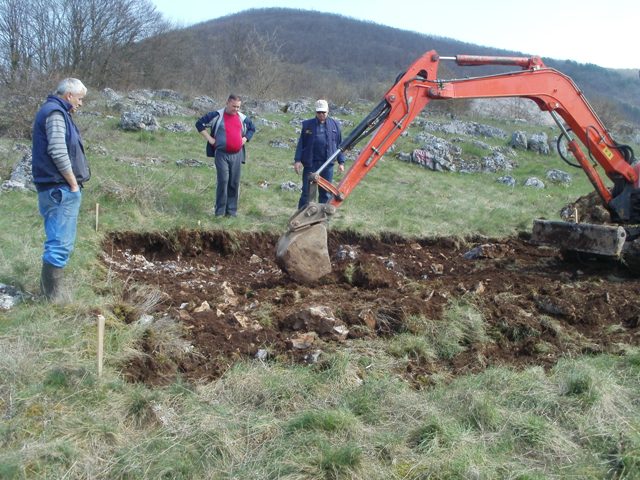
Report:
531,220,627,257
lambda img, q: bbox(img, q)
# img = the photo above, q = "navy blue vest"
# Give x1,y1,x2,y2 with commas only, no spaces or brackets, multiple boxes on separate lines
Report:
32,95,90,190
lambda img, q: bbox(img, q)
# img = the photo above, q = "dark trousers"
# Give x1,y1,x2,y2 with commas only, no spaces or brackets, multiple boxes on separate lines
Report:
298,162,334,209
214,150,243,216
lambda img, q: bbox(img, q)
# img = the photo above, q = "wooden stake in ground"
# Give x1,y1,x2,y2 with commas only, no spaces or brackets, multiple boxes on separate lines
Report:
95,203,100,232
97,314,105,377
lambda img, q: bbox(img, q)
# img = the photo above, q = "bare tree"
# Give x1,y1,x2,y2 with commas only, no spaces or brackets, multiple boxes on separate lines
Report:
29,0,68,74
0,0,169,137
0,0,33,84
217,25,287,97
0,0,168,87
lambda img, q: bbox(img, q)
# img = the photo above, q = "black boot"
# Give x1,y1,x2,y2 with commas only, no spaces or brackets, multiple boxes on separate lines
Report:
41,262,64,302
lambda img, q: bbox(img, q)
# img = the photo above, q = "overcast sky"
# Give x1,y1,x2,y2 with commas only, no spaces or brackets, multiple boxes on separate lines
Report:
149,0,638,69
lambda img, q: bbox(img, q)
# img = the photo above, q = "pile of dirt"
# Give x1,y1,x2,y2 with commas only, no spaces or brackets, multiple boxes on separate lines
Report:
102,228,640,386
560,191,612,224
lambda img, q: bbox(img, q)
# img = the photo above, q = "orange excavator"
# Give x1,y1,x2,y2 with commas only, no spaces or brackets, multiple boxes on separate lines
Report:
276,50,639,282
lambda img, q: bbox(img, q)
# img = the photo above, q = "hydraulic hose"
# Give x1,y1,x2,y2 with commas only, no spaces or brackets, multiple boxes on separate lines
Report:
339,99,391,151
557,131,581,168
556,129,636,168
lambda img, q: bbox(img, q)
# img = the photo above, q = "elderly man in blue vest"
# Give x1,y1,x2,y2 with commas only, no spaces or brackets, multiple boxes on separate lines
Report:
293,99,345,209
31,78,90,302
196,94,256,217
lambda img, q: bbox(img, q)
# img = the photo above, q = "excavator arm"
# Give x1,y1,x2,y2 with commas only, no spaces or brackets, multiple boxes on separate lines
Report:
276,50,639,282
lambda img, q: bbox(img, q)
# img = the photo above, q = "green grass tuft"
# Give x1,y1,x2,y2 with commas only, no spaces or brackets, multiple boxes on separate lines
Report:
286,409,356,433
317,441,363,479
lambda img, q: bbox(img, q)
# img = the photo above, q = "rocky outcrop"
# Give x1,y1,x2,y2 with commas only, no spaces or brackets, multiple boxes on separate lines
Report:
119,111,160,131
1,153,34,192
423,120,507,139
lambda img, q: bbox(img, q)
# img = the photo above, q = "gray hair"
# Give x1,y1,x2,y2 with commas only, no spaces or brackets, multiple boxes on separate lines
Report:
55,78,87,96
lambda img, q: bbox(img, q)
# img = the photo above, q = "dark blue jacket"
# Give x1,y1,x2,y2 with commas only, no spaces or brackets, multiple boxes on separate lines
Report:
32,95,90,190
195,109,256,158
294,117,345,167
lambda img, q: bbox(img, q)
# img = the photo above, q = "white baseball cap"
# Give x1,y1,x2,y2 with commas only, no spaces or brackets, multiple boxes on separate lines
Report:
315,99,329,112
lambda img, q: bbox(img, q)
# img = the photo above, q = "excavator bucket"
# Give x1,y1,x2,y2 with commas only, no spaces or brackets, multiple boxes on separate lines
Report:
276,223,332,283
531,219,627,257
275,202,337,283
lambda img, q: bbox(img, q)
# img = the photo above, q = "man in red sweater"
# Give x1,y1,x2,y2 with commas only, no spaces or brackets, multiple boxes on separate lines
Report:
196,95,256,217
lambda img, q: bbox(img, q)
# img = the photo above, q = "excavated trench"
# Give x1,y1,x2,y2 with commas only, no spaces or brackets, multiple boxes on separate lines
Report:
101,221,640,386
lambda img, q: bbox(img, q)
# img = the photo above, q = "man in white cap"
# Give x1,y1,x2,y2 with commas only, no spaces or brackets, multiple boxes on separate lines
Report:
293,99,345,208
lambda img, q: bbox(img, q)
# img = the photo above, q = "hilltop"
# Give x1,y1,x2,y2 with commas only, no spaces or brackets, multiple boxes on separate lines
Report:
125,8,640,123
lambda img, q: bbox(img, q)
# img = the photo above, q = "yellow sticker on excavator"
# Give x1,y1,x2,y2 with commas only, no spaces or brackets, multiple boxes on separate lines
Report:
602,146,614,160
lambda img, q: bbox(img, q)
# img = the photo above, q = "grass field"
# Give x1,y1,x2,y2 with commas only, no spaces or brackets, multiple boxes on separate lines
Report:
0,93,639,479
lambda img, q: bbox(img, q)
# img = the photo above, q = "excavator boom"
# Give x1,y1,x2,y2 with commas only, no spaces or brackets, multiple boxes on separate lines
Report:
276,50,638,282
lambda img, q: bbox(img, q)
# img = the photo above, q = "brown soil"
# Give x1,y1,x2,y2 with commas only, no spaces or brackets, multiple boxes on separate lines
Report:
101,226,640,386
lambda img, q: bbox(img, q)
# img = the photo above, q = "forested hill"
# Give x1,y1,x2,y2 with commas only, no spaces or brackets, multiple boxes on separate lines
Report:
132,8,638,123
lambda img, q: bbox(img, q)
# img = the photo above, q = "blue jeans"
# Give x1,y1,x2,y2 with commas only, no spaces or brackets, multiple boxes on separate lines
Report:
38,185,82,268
298,163,334,209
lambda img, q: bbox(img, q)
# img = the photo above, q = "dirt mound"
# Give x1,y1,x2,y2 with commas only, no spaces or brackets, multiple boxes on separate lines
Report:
560,191,612,224
102,229,640,386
